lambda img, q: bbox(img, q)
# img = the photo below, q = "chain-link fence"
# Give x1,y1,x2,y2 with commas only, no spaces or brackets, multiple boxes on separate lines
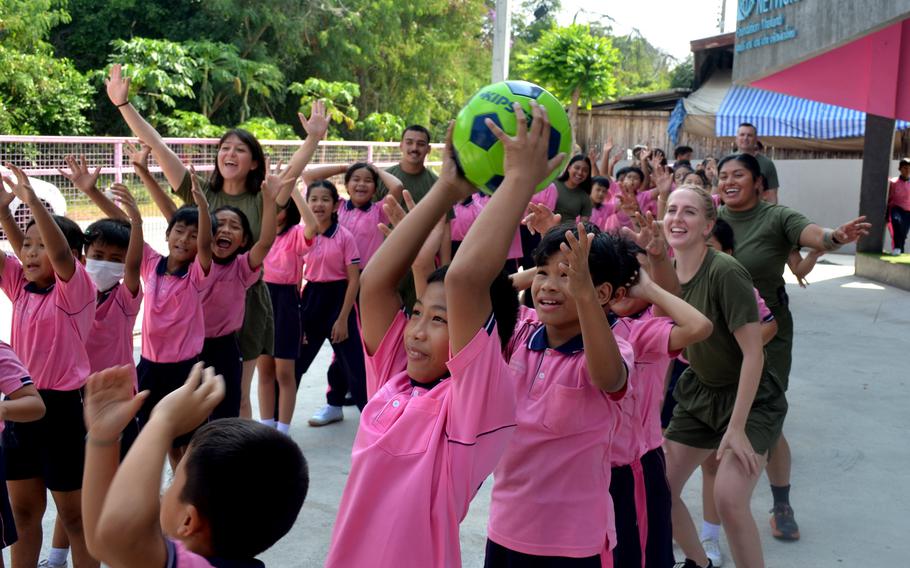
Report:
0,135,444,239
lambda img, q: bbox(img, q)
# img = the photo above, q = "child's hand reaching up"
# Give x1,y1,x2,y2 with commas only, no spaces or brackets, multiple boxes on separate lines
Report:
522,202,561,236
378,190,416,237
85,366,149,445
59,155,102,194
559,223,596,302
108,184,141,223
188,165,210,212
124,141,152,171
2,163,37,205
437,122,477,202
149,363,224,440
261,157,286,202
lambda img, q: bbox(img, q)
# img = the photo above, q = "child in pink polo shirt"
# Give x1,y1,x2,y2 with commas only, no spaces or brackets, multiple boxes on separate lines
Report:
296,179,368,426
258,183,318,432
326,103,563,568
82,364,308,568
453,193,523,273
0,164,98,568
0,341,46,561
589,176,617,231
485,223,637,568
135,183,214,462
605,216,713,568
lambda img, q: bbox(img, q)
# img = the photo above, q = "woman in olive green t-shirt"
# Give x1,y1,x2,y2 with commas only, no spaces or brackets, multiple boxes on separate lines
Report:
662,185,785,568
547,154,594,221
105,64,330,418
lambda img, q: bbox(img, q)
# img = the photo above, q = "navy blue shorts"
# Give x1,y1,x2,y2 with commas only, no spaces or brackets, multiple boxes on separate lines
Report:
3,389,86,492
136,356,200,448
484,539,601,567
610,447,674,568
0,444,17,548
201,333,242,419
267,283,302,360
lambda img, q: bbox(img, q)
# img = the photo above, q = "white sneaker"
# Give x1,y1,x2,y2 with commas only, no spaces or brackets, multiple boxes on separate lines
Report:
308,405,343,427
893,248,903,256
702,537,724,567
38,560,68,568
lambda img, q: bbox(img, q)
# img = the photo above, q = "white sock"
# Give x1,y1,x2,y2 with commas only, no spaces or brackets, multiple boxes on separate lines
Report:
277,422,291,434
701,520,721,541
48,547,69,566
260,418,277,428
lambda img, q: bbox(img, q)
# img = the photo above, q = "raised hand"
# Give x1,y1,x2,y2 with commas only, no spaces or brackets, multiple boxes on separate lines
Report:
299,100,329,141
84,366,149,444
188,165,210,211
149,363,225,438
59,155,102,194
833,216,871,244
105,63,130,107
260,156,286,202
522,202,561,236
617,187,640,218
1,163,36,205
652,163,673,197
558,223,596,301
621,211,666,257
604,137,615,157
108,184,141,223
124,141,152,171
485,101,566,187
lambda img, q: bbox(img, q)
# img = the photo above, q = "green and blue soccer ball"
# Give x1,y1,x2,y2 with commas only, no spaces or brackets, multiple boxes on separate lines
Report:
453,80,572,194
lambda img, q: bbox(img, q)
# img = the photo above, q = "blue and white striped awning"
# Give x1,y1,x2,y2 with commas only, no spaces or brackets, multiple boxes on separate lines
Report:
716,85,910,139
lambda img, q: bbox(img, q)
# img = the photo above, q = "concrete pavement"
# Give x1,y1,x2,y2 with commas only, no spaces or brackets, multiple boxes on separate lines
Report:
5,254,909,567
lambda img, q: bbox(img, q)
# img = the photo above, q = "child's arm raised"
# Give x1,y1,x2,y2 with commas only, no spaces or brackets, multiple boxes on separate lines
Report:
81,366,149,564
3,164,76,281
622,211,680,299
448,102,564,353
374,166,405,201
189,167,213,274
108,185,144,296
278,101,329,204
89,364,222,568
125,141,177,222
562,224,627,393
0,179,22,258
301,164,347,185
106,65,188,192
290,186,318,240
627,269,712,352
59,155,126,221
360,124,474,355
249,158,281,270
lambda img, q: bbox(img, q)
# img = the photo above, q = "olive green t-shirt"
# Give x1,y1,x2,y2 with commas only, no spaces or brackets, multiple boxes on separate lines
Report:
755,153,780,192
681,248,760,388
375,164,438,203
553,180,593,220
175,172,264,241
718,201,812,308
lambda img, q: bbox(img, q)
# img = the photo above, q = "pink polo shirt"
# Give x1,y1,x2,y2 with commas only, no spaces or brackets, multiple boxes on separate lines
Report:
0,341,34,433
589,202,617,231
610,310,679,461
889,177,910,211
263,224,310,286
86,282,142,383
302,223,360,283
451,195,485,242
165,540,264,568
201,253,261,337
0,257,95,391
337,198,387,268
140,244,212,363
637,190,658,217
326,311,517,568
488,311,635,558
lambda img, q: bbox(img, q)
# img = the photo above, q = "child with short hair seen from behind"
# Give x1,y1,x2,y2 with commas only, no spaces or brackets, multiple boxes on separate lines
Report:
82,364,308,568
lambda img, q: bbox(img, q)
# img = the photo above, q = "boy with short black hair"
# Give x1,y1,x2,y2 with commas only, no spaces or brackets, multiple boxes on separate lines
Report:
82,364,309,568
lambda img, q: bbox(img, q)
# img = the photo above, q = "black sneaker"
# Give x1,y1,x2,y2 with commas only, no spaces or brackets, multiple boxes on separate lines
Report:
770,503,801,541
673,560,714,568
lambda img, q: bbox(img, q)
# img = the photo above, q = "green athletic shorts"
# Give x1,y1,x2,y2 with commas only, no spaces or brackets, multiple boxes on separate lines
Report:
238,279,274,360
664,368,788,455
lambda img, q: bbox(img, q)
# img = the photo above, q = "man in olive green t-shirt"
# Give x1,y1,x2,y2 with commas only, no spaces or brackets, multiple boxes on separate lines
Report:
375,124,438,203
737,122,781,204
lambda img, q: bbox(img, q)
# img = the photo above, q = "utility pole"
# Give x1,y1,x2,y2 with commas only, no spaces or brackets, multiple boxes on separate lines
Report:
492,0,512,82
719,0,727,33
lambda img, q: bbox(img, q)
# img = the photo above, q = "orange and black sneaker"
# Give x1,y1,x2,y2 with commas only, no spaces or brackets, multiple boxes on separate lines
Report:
770,503,801,541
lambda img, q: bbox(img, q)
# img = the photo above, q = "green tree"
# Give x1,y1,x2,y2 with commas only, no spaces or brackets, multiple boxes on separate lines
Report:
0,0,92,134
358,112,407,142
289,78,360,137
236,116,297,140
670,56,695,89
611,32,674,96
158,110,223,137
518,24,620,145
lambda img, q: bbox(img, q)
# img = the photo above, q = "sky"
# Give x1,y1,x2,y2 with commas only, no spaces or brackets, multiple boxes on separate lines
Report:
557,0,739,62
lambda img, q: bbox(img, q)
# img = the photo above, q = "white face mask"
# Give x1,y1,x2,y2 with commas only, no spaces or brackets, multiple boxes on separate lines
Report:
85,259,125,292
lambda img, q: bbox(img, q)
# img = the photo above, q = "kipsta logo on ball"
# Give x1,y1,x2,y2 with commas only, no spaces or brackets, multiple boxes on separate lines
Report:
452,80,571,195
